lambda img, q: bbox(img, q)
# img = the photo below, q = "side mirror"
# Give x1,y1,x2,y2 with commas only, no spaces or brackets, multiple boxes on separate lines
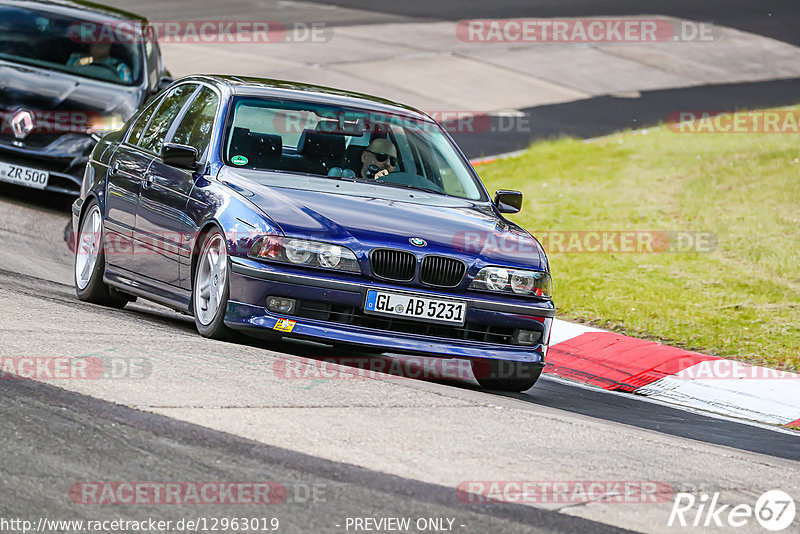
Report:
154,75,174,94
494,190,523,214
161,143,198,170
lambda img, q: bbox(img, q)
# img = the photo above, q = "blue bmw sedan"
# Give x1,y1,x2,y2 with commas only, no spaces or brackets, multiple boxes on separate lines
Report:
72,75,554,391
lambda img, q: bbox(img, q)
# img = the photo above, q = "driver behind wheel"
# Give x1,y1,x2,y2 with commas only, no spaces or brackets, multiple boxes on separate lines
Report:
67,41,132,83
329,138,398,180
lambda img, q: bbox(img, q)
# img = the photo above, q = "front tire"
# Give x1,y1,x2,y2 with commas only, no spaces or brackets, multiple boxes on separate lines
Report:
74,200,130,308
472,359,543,392
193,229,232,340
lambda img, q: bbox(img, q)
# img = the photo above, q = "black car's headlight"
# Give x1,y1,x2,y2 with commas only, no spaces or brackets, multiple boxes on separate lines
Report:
87,114,126,139
249,236,360,273
469,267,552,298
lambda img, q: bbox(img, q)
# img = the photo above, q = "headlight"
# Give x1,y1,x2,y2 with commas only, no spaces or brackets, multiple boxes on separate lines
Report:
86,114,125,136
486,268,509,291
470,267,552,298
285,239,314,264
249,236,360,273
317,243,343,268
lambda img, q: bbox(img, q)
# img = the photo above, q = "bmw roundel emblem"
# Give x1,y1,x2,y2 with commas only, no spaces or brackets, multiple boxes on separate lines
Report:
409,237,427,247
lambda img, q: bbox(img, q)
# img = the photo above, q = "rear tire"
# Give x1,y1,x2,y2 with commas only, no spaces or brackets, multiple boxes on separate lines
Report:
74,200,131,308
472,360,543,392
193,229,233,340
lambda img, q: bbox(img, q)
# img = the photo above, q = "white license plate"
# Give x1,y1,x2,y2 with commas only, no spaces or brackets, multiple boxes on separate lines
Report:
364,289,467,325
0,161,49,190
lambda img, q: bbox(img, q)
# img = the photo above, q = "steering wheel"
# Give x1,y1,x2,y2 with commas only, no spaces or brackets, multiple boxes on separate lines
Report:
88,62,123,77
70,61,124,82
374,171,443,194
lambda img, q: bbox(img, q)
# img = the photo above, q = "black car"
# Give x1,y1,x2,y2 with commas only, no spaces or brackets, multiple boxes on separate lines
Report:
0,0,170,195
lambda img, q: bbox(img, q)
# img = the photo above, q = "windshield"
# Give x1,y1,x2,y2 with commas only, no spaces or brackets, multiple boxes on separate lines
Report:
223,97,486,201
0,5,142,86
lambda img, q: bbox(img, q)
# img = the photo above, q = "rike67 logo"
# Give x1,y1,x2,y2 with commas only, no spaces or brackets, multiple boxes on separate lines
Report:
669,490,796,531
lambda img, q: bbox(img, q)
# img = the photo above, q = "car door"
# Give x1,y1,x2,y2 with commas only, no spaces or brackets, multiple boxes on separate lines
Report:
120,82,196,284
104,96,161,272
135,84,220,288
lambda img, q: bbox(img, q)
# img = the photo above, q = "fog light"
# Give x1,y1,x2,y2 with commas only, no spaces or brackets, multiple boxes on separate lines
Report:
266,296,296,314
513,329,541,346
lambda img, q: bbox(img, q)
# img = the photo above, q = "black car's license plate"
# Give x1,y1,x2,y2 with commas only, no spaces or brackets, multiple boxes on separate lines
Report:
364,289,466,325
0,161,49,190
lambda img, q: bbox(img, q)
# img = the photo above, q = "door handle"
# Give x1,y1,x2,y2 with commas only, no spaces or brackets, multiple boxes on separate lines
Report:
142,171,154,188
109,161,120,175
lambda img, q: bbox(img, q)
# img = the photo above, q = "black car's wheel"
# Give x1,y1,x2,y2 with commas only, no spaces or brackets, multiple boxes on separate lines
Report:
472,359,543,392
74,200,132,308
193,229,233,340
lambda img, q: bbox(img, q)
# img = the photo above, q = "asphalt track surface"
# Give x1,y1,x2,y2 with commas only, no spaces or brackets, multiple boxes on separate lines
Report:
2,2,800,533
304,0,800,156
98,0,800,47
452,77,800,159
1,376,628,534
305,0,800,47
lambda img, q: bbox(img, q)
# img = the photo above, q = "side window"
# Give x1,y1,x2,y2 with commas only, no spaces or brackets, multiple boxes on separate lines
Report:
126,96,162,146
138,84,197,154
168,87,219,158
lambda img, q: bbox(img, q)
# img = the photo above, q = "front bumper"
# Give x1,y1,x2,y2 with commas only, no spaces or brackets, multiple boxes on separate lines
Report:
226,257,554,363
0,138,91,195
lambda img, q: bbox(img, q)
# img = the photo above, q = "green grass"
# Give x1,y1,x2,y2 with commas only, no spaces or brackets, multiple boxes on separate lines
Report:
476,112,800,371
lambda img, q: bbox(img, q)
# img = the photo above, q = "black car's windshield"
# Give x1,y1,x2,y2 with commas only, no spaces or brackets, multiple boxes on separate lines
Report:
223,97,485,201
0,5,142,86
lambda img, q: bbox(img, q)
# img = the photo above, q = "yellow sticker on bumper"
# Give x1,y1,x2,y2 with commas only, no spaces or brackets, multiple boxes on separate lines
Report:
274,318,297,333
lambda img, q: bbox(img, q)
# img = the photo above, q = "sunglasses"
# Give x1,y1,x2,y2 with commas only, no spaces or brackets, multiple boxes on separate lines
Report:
366,150,398,166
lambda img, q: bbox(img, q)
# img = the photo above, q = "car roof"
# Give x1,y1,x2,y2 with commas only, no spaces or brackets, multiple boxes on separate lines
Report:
1,0,148,24
182,75,435,123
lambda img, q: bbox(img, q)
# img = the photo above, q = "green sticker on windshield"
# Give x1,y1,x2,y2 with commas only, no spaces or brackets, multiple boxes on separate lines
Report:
231,155,248,166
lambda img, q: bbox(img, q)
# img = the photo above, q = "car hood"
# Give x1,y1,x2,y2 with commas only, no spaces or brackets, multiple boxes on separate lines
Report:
0,60,140,119
220,168,546,270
